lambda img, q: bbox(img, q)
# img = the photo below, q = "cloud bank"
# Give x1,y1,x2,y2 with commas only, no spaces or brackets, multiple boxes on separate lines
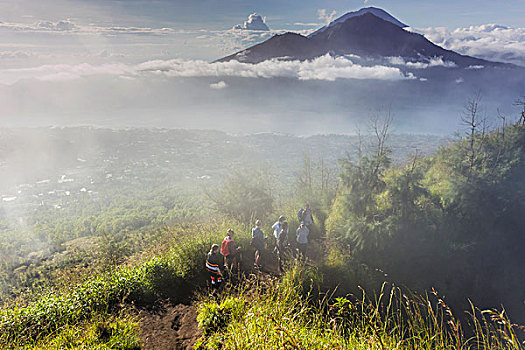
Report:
0,19,174,35
1,54,414,84
406,24,525,66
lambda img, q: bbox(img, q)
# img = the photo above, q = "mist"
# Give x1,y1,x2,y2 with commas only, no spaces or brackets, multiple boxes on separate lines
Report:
1,63,524,135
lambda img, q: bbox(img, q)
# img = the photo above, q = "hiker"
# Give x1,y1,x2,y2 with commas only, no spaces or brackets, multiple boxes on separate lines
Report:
205,244,224,290
297,203,314,228
251,219,266,269
296,221,309,258
277,221,289,252
276,222,289,273
272,215,287,239
221,229,241,272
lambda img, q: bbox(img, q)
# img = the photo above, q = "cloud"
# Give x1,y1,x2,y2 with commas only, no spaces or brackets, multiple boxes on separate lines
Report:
387,56,457,69
317,9,337,25
406,24,525,66
37,20,76,31
0,51,33,59
0,19,174,36
1,54,415,84
233,13,270,31
210,81,228,89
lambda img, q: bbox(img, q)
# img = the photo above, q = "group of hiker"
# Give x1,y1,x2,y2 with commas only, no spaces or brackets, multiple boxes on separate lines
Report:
205,204,314,290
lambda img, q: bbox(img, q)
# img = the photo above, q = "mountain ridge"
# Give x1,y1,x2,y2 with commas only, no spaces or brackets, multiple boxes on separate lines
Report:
217,9,507,68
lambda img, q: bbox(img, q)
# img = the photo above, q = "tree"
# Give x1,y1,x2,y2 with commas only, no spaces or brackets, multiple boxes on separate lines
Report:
205,170,273,224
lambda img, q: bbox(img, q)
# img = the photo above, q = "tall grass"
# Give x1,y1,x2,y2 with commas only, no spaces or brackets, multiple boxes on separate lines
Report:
196,262,524,350
0,221,247,348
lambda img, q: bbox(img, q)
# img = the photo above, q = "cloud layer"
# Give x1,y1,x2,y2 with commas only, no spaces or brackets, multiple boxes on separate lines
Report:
0,54,414,84
407,24,525,66
0,19,175,35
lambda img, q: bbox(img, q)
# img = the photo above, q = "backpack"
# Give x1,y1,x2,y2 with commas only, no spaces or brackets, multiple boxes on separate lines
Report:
221,236,232,256
297,209,304,222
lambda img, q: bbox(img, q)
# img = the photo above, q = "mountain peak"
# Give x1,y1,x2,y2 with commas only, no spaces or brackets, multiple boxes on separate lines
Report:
218,8,500,68
308,7,407,38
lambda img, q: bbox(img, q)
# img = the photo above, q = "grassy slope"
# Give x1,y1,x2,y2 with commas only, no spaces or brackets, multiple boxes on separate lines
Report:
0,218,523,349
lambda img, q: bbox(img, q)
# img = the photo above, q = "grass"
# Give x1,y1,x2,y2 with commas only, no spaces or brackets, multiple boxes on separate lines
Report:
27,312,142,350
196,262,524,350
2,219,524,349
0,221,250,348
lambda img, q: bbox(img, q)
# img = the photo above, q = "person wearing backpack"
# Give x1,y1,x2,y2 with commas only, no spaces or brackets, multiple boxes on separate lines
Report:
251,219,266,269
272,215,287,239
297,203,314,228
276,221,290,273
221,229,241,272
205,244,224,291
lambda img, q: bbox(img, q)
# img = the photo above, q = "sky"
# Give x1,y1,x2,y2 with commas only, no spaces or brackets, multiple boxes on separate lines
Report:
0,0,524,63
0,0,524,133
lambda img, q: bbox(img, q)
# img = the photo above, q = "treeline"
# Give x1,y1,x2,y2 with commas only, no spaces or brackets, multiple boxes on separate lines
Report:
326,114,525,322
206,106,525,323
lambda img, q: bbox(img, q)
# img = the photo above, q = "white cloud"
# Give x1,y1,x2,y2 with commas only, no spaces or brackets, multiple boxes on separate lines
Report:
0,51,33,59
406,24,525,66
0,54,415,84
387,56,457,69
466,65,484,70
233,13,270,31
317,9,337,25
210,81,228,89
0,19,174,36
37,20,76,31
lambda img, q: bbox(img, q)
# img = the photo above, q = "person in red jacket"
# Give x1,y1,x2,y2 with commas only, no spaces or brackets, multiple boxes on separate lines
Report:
221,229,241,272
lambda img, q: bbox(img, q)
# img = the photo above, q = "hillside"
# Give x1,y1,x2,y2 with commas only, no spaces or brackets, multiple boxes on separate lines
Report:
0,127,445,304
1,117,525,348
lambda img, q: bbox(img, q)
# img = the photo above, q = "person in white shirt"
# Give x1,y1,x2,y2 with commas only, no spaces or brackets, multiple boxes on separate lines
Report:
296,222,309,258
272,215,287,239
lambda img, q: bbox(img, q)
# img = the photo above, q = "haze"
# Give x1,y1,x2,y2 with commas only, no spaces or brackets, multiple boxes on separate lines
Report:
0,0,524,134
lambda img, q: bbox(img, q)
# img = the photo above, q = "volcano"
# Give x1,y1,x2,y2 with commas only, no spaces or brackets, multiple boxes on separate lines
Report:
218,8,505,68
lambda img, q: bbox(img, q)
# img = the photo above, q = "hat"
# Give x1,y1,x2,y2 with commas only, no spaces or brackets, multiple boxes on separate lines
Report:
279,215,286,221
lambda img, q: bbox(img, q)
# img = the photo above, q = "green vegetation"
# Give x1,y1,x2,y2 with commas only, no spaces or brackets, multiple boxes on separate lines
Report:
0,127,444,303
0,222,239,348
196,264,523,350
1,118,525,349
327,120,525,321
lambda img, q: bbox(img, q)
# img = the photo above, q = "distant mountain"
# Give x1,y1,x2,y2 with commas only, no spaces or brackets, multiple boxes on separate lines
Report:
309,13,490,66
217,9,503,68
219,32,324,63
308,7,407,38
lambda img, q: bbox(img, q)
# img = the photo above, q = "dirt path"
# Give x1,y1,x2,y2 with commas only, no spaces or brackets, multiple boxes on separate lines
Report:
139,303,201,350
